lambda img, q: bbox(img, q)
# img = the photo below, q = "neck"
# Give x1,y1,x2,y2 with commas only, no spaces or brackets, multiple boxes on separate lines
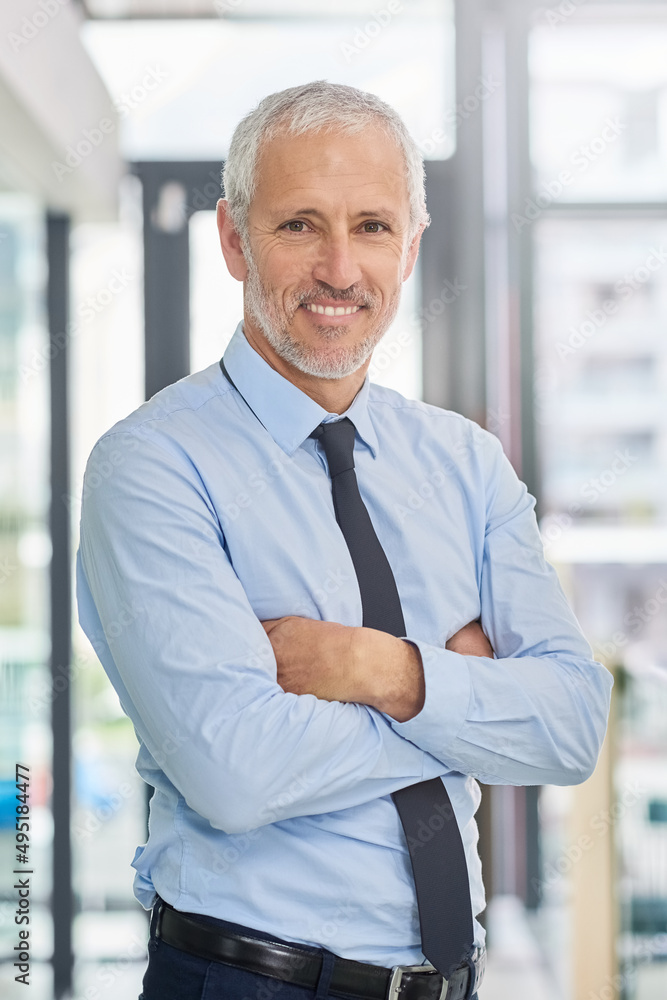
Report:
242,318,369,414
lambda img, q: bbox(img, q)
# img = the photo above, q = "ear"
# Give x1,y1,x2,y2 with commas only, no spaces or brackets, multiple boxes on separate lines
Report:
216,199,248,281
402,223,426,282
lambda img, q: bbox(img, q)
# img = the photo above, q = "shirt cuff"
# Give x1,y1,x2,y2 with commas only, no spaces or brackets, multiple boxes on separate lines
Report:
383,639,472,760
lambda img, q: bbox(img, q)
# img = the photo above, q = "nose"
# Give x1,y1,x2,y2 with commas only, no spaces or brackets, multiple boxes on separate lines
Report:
311,231,363,291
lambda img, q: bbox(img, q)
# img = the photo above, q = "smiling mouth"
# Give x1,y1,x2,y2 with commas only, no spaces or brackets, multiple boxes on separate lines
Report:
302,303,363,316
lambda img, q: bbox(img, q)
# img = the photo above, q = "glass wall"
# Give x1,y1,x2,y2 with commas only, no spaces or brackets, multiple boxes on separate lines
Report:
0,195,52,997
69,176,146,998
531,9,667,999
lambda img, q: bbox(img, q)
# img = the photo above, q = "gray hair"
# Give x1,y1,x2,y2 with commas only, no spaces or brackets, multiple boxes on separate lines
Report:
222,80,430,251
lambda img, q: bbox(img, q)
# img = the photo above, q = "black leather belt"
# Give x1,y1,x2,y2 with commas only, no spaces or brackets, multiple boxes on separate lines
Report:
154,900,485,1000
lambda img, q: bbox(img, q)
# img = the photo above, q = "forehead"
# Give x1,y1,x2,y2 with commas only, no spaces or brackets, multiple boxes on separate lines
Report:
252,127,410,216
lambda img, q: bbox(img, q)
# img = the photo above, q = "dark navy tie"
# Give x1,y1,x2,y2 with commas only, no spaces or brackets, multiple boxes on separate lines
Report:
310,416,475,979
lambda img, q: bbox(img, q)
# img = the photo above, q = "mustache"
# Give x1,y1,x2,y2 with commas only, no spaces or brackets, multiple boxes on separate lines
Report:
297,286,376,309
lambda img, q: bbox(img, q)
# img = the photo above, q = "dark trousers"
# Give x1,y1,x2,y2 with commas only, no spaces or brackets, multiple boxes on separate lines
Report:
139,899,479,1000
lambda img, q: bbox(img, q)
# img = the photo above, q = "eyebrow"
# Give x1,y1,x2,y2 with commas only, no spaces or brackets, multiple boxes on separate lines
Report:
274,207,402,227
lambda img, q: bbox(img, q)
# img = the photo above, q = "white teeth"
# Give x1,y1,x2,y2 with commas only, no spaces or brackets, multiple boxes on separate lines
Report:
304,303,360,316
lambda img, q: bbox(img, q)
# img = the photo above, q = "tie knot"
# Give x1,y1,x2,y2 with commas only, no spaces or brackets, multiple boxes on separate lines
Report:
310,417,356,478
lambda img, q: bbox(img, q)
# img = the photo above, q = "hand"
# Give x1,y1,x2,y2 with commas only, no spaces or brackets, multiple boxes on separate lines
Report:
446,619,494,657
261,616,424,722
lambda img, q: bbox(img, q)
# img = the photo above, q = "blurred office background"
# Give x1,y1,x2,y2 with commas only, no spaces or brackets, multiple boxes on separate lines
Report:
1,0,667,997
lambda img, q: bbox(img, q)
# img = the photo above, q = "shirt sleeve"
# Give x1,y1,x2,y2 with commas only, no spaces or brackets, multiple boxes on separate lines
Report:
77,426,449,836
388,429,614,786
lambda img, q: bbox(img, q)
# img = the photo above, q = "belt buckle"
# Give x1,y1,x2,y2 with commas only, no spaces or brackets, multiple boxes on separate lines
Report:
387,964,447,1000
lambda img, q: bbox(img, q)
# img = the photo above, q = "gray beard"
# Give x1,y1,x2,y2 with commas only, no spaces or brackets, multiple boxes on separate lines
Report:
242,242,402,380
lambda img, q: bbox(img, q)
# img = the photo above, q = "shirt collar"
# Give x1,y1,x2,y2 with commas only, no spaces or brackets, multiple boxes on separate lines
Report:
220,320,379,459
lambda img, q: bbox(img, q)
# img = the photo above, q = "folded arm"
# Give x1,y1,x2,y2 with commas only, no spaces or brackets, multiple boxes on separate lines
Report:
262,615,493,721
389,433,613,787
265,433,613,789
77,429,452,836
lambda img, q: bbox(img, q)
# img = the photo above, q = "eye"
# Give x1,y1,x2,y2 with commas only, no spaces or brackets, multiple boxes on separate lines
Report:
361,221,387,233
283,220,311,232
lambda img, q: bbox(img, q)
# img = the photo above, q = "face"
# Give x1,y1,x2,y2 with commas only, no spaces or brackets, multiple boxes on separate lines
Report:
227,127,422,380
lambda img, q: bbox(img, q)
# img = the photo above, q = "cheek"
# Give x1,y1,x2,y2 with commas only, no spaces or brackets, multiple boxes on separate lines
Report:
373,273,404,307
361,248,405,285
263,254,310,296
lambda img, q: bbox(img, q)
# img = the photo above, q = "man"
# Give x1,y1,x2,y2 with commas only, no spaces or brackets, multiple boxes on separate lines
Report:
77,80,613,1000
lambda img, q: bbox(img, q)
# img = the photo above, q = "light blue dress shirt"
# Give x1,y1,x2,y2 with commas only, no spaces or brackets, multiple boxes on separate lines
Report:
76,319,613,966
